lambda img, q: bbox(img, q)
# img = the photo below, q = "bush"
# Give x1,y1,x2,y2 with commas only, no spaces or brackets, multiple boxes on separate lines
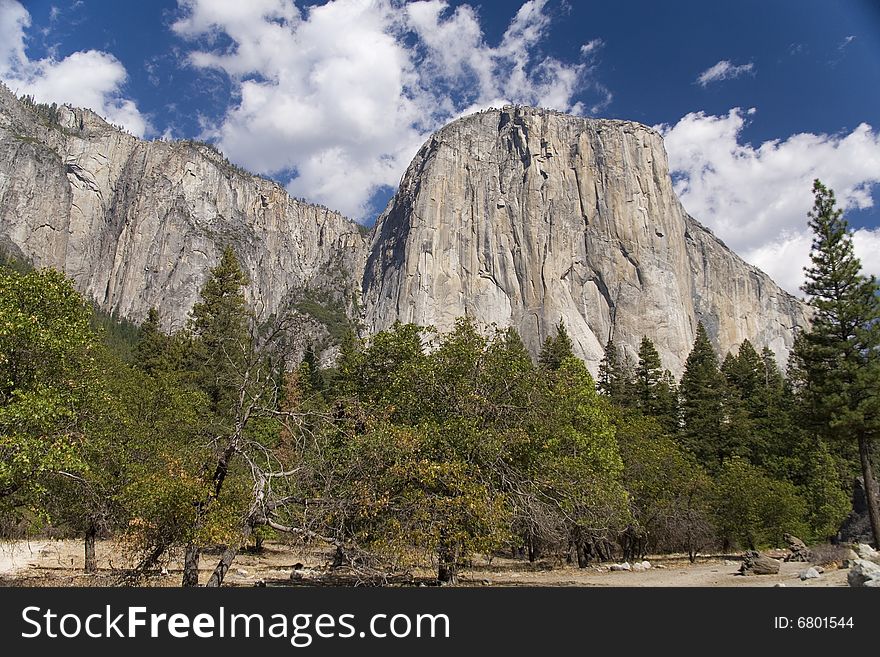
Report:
712,458,809,550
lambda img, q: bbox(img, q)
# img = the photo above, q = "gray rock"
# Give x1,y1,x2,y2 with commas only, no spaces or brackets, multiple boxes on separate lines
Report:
739,551,781,576
610,562,632,572
362,106,809,376
783,533,811,562
799,567,821,580
0,90,808,373
847,559,880,587
0,84,366,352
855,543,879,562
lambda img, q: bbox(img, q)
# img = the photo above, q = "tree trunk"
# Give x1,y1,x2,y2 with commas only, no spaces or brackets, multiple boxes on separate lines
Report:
437,534,459,585
858,435,880,548
576,539,589,568
84,523,97,573
527,534,538,562
206,522,253,587
206,545,237,587
182,544,200,587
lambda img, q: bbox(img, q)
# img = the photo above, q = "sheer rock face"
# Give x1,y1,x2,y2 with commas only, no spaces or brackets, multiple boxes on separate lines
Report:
362,106,809,375
0,85,367,331
0,88,807,376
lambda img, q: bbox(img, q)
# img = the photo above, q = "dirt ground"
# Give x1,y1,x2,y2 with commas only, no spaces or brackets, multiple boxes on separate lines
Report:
0,539,851,587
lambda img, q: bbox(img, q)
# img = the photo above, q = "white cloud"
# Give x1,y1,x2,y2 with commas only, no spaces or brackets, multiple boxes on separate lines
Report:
172,0,603,219
0,0,147,137
696,59,754,87
580,38,604,56
658,108,880,294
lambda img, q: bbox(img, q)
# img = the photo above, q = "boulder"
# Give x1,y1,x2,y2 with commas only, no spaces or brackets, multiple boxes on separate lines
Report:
783,533,811,562
847,559,880,587
610,562,632,572
739,551,780,576
799,567,821,580
855,543,879,563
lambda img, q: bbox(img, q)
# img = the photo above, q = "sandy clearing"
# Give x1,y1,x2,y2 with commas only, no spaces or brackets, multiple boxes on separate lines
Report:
0,540,51,575
0,539,852,587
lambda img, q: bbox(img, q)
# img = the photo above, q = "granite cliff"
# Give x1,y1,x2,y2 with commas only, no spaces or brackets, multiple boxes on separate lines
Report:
0,87,808,375
0,84,366,339
362,106,809,374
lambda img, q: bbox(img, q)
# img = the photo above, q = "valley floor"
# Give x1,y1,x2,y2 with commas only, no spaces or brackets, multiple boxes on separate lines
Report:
0,539,849,587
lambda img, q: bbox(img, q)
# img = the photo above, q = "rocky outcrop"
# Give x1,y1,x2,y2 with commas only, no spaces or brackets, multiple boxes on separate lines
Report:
0,85,367,335
0,89,808,373
837,477,880,545
362,106,808,375
847,559,880,587
739,551,781,575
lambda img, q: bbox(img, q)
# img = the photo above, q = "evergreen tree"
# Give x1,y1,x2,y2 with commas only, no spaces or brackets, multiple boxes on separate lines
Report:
301,341,324,392
538,321,574,370
597,338,633,405
791,180,880,547
679,323,726,469
722,340,763,400
634,336,663,410
188,246,251,412
653,369,680,434
135,308,175,375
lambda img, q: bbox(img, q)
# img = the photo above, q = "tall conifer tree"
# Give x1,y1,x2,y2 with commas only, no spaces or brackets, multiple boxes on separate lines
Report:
791,180,880,547
679,323,726,469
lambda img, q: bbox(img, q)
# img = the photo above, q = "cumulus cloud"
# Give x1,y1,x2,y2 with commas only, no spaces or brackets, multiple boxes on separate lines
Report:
696,60,754,87
0,0,148,137
172,0,604,219
658,108,880,294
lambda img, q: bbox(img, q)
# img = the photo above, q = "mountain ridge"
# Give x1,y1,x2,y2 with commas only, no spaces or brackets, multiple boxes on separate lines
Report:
0,85,808,375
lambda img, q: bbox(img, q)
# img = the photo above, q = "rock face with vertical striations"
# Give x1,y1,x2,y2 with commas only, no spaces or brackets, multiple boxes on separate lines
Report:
0,84,367,336
362,106,809,375
0,86,808,375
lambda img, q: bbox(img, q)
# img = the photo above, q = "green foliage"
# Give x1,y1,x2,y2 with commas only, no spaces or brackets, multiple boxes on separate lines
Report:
188,246,251,413
712,458,808,550
679,323,727,469
538,321,574,370
0,267,95,503
790,179,880,546
798,441,852,542
294,320,629,578
90,306,140,362
791,180,880,442
616,413,714,558
295,295,353,345
597,338,633,405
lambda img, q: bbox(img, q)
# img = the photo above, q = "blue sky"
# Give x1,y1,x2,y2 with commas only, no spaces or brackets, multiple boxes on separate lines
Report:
1,0,879,293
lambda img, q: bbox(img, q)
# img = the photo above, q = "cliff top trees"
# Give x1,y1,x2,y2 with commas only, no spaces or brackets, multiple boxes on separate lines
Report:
792,179,880,547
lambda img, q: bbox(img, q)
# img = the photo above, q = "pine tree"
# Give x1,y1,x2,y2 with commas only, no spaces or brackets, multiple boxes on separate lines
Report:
654,369,680,434
189,246,252,413
791,180,880,547
722,340,763,400
679,322,726,469
634,336,663,410
538,321,575,370
597,338,632,405
135,308,174,375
